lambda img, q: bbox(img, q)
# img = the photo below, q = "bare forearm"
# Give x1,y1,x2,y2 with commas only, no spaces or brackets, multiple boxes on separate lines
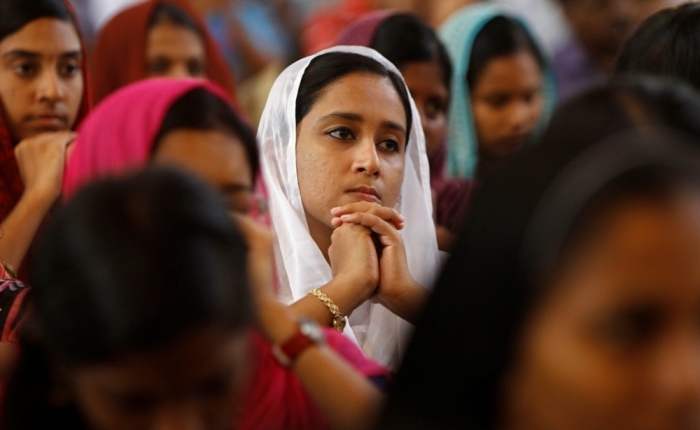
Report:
0,191,54,271
294,347,384,430
261,299,383,430
380,281,429,325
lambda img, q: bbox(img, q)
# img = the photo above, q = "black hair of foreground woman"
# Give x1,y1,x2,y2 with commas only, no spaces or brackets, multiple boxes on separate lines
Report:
542,76,700,152
3,168,252,428
378,123,700,427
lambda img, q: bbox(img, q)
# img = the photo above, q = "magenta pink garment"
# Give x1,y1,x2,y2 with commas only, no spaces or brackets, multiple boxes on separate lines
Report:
238,329,390,429
336,10,394,46
63,78,232,201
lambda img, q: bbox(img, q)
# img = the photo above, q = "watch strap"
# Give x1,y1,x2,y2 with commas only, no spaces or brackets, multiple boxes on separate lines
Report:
272,318,325,367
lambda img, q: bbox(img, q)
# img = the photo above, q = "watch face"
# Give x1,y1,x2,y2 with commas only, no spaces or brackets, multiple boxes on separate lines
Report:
299,318,326,345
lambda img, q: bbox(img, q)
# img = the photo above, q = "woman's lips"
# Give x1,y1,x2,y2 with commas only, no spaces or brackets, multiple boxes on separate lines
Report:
500,134,530,151
346,187,381,204
347,191,381,204
26,115,67,130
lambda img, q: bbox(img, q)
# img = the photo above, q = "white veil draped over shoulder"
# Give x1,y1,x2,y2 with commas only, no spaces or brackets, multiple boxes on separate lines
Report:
257,45,441,369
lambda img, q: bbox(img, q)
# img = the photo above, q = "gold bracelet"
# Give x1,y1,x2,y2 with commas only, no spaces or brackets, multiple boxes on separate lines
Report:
308,288,346,332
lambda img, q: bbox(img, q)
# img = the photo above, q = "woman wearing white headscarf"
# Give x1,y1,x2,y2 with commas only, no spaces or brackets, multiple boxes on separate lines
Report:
258,45,441,369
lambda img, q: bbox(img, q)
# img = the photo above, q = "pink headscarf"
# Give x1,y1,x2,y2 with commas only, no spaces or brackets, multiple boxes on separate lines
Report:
63,78,232,201
336,10,395,46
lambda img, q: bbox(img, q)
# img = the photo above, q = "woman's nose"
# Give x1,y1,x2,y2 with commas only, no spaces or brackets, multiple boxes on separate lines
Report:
36,69,63,103
166,63,193,79
351,139,380,176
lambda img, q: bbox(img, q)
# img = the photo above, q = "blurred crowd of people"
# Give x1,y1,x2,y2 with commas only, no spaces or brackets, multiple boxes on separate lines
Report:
1,0,700,429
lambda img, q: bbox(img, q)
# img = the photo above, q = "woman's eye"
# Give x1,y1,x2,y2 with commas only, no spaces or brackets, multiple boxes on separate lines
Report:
187,60,205,77
327,128,354,140
596,308,660,351
377,139,400,152
59,63,80,78
13,63,37,76
147,59,170,75
424,100,445,119
486,96,509,109
222,190,253,216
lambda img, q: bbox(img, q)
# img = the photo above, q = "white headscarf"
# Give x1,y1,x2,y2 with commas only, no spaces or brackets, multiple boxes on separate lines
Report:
257,45,441,369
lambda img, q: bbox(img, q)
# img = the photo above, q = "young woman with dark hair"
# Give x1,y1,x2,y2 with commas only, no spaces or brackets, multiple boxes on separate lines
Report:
428,4,558,237
0,0,90,276
91,0,235,104
2,168,389,430
259,46,441,370
439,4,557,182
378,79,700,429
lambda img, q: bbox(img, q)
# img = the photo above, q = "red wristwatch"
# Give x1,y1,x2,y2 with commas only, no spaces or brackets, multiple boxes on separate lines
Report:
272,318,326,368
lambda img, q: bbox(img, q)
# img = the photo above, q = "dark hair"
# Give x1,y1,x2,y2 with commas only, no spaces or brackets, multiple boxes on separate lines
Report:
148,1,203,39
296,52,414,142
542,76,700,153
371,13,452,91
379,126,700,429
614,3,700,91
0,0,77,42
467,16,545,89
2,168,253,429
153,87,260,183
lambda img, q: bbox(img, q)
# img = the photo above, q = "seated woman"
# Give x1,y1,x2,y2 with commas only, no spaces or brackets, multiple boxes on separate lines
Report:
0,0,90,276
337,12,467,249
2,168,388,430
91,0,235,104
258,46,441,369
614,2,700,91
378,80,700,428
439,4,556,183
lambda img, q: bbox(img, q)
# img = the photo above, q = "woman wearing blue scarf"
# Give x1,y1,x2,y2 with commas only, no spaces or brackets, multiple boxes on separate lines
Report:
439,4,557,181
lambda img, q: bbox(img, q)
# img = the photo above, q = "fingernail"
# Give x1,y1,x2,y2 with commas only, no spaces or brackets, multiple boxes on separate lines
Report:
330,207,340,213
341,215,351,221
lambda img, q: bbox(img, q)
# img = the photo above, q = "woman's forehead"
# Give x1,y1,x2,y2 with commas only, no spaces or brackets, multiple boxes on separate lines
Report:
0,18,80,53
307,73,407,124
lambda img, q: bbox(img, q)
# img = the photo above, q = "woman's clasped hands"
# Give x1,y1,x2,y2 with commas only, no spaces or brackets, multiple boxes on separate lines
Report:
329,202,427,324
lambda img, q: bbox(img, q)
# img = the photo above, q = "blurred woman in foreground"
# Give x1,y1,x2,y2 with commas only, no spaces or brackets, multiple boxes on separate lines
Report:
380,81,700,429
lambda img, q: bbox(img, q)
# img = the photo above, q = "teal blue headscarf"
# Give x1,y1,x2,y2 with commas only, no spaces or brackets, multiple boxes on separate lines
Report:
439,4,557,179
